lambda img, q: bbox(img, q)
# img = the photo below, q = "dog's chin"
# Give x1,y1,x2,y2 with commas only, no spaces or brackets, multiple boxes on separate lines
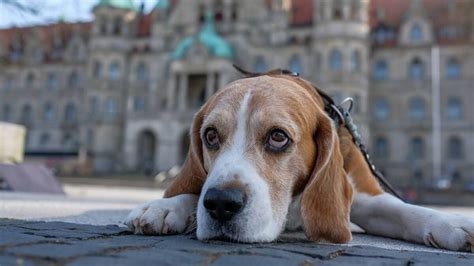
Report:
199,228,279,243
196,218,282,243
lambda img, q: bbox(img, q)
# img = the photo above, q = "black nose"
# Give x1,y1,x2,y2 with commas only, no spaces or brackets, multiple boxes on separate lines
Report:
203,188,246,223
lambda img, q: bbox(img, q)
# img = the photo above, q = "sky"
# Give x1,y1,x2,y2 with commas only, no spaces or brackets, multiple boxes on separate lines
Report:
0,0,159,29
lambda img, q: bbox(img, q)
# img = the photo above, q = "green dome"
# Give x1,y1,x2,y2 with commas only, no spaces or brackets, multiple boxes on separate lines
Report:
155,0,170,9
96,0,135,10
171,12,233,60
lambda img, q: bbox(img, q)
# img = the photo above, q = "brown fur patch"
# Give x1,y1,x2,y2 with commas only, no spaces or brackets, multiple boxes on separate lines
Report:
164,74,385,244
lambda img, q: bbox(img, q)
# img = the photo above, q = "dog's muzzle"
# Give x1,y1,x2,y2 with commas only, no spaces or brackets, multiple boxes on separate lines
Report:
203,188,247,223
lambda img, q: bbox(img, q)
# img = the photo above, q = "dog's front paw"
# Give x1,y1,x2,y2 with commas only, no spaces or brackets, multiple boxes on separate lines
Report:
424,214,474,252
124,194,198,235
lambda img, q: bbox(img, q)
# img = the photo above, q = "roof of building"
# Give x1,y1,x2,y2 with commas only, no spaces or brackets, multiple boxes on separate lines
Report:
171,12,233,60
95,0,136,11
289,0,314,27
369,0,472,47
0,22,91,63
137,12,153,37
155,0,170,9
0,0,471,59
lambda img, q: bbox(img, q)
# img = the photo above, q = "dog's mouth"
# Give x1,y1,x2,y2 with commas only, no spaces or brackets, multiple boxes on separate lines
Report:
198,219,251,243
207,231,265,243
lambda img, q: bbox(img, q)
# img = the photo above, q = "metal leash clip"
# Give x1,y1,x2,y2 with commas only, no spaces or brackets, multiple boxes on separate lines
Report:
339,97,363,144
336,97,404,201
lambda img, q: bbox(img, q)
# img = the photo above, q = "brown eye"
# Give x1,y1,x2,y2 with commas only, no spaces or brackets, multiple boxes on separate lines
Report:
266,129,291,152
204,128,220,149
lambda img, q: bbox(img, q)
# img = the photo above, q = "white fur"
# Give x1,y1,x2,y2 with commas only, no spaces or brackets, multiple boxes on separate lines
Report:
351,192,474,252
124,194,198,235
197,91,282,242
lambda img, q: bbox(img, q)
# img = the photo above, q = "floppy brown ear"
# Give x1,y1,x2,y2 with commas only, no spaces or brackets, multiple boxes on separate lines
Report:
301,113,353,243
164,107,207,198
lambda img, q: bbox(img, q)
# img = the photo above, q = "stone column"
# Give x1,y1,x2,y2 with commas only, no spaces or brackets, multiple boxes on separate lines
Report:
205,72,215,100
360,0,368,23
223,0,232,28
126,96,133,113
324,1,331,20
166,74,176,110
148,75,158,111
178,73,188,111
342,0,350,20
218,73,226,90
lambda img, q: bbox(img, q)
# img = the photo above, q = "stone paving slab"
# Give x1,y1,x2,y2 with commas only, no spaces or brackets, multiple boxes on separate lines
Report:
0,219,473,266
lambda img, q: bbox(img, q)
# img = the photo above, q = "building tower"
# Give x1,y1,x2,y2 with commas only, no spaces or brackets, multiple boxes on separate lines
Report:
83,0,137,172
312,0,370,140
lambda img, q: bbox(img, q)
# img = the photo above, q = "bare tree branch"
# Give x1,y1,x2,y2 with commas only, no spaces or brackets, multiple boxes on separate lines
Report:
1,0,39,15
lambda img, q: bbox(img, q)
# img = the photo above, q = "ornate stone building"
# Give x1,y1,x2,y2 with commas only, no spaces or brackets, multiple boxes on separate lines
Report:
0,0,473,188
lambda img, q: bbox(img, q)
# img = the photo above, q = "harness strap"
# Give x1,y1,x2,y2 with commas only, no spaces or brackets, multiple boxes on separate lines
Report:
233,65,404,201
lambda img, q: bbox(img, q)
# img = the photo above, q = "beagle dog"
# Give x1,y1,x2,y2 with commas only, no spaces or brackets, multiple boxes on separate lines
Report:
125,71,474,252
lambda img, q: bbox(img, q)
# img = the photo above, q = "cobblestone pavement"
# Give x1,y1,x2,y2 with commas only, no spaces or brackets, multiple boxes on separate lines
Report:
0,219,473,266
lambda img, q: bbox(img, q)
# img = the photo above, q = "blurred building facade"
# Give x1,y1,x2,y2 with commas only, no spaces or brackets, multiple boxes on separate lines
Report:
0,0,473,187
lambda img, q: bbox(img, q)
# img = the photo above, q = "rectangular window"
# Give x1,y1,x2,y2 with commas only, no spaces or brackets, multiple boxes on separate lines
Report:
133,97,146,112
105,97,119,117
3,78,14,91
89,96,99,117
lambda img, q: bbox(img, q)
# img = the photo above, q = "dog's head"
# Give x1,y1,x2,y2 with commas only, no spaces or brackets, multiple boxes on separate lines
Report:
167,74,353,243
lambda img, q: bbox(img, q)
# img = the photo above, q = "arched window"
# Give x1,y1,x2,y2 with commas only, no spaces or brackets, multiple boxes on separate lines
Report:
68,71,79,88
43,103,55,122
448,137,463,159
25,72,35,88
64,103,77,123
93,61,103,78
39,133,50,146
408,57,424,79
373,60,388,80
46,72,58,90
135,62,149,81
409,23,423,42
254,56,267,72
374,137,389,159
408,96,426,120
109,61,121,80
373,98,390,120
350,50,361,72
2,105,12,121
446,97,462,119
288,55,303,75
410,137,424,160
446,58,461,79
329,49,342,70
20,104,33,125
